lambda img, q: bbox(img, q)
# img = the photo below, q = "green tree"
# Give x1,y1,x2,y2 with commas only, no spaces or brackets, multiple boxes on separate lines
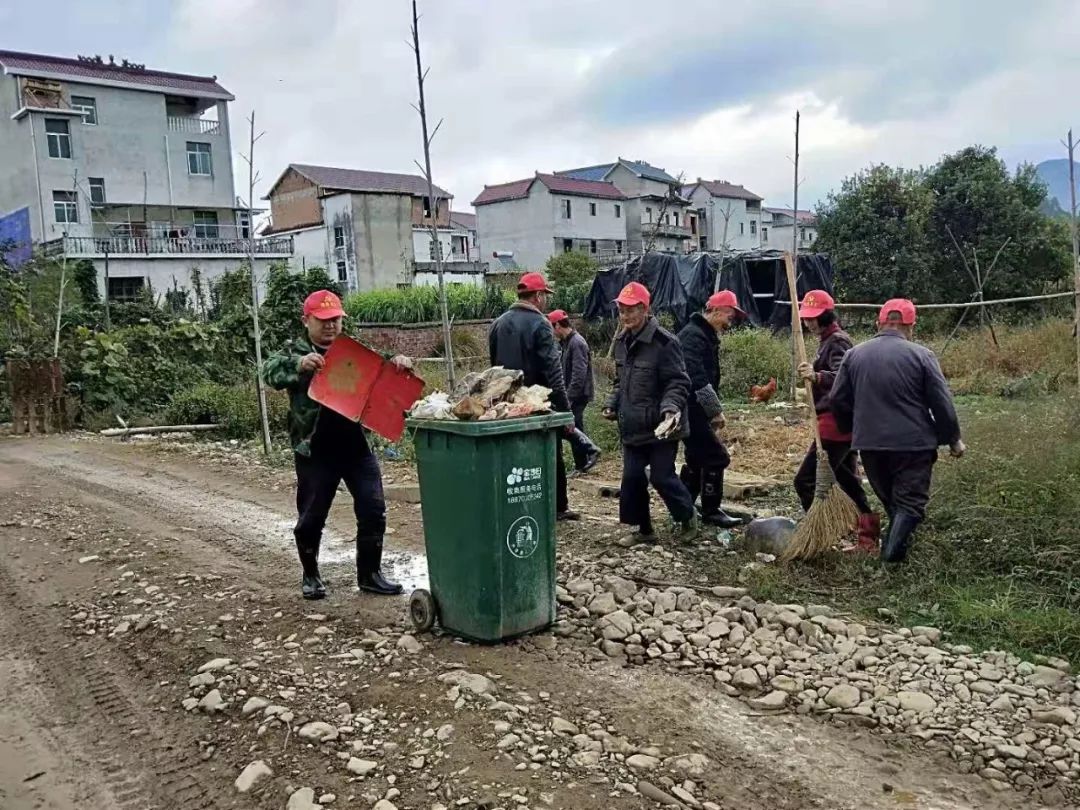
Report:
815,165,934,301
544,252,597,313
924,147,1071,301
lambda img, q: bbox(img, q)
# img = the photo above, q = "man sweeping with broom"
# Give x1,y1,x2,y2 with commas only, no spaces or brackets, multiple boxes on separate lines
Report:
829,299,965,563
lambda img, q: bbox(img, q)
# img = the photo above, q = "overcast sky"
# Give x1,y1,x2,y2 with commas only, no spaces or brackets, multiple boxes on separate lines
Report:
3,0,1077,214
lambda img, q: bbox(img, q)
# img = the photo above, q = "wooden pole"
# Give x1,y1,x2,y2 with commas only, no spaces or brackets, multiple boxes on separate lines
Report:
789,110,801,401
245,111,272,456
411,0,455,389
1067,129,1080,389
713,200,732,293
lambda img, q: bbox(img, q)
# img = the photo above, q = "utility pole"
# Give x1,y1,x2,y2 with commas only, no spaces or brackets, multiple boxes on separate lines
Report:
242,110,272,455
410,0,455,388
1065,129,1080,389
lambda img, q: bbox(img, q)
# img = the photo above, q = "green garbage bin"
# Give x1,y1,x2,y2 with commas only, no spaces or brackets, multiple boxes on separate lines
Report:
405,412,574,643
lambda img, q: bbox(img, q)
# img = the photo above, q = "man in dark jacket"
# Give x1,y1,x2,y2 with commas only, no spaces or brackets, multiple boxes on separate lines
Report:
830,299,965,563
263,290,411,600
489,273,578,520
677,290,745,529
603,282,696,543
548,309,601,474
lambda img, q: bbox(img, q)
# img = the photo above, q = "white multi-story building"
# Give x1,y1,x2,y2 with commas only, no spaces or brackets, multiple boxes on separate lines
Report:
264,164,483,291
682,179,764,253
473,173,628,270
761,207,818,251
0,49,291,300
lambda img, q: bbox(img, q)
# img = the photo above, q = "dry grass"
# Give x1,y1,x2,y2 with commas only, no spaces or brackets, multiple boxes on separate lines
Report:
724,406,810,480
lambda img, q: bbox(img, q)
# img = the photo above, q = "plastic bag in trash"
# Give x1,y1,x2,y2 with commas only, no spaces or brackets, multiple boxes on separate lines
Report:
410,391,453,420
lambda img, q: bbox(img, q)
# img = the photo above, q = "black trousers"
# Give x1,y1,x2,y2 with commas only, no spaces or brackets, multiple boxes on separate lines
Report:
794,440,872,514
556,448,568,514
620,441,695,530
859,450,937,521
681,428,731,517
567,399,589,469
294,450,386,561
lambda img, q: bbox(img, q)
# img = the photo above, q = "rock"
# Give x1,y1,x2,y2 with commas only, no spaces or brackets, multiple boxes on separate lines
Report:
910,626,942,643
241,697,269,717
234,760,272,793
749,691,789,710
78,555,100,564
189,672,215,688
437,670,496,696
626,754,660,770
298,721,339,742
988,695,1014,712
897,691,937,714
732,668,761,691
824,684,861,709
346,757,378,776
978,665,1005,682
181,697,199,711
603,575,638,602
1032,707,1076,726
743,517,796,556
637,779,683,806
601,640,626,657
372,802,398,810
588,592,619,616
197,689,225,713
287,788,323,810
573,750,601,768
197,657,232,674
436,723,455,741
994,744,1028,761
669,752,711,779
599,610,634,641
396,634,422,654
318,795,335,806
773,610,802,629
1030,665,1068,688
566,578,594,595
770,675,800,693
551,717,579,736
709,586,747,599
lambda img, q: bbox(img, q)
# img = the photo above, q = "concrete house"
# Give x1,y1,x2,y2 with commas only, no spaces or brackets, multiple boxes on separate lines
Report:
0,49,291,300
473,173,627,270
557,159,695,254
761,207,818,250
449,211,478,262
682,180,764,253
264,164,482,291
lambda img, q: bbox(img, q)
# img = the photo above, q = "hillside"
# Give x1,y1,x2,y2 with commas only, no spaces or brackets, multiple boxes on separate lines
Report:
1036,158,1080,216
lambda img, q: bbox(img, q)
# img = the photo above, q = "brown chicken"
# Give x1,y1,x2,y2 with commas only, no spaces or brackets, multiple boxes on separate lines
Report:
750,377,778,404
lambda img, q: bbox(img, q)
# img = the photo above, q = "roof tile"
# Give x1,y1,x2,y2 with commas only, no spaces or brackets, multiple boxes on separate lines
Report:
290,164,451,198
687,180,763,202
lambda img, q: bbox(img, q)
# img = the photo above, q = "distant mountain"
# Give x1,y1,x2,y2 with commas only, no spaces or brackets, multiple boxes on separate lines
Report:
1036,159,1080,217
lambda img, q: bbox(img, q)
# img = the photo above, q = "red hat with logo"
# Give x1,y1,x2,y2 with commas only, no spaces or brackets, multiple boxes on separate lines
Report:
517,272,553,293
878,298,917,325
798,289,835,319
547,309,569,325
706,289,746,316
614,282,650,307
303,289,345,320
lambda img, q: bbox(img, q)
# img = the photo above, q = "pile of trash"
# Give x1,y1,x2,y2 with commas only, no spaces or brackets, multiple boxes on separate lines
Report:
409,366,553,422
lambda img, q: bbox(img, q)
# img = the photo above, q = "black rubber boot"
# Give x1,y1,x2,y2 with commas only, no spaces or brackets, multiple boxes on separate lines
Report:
679,464,701,503
700,467,743,529
356,535,403,596
881,513,921,563
298,551,324,600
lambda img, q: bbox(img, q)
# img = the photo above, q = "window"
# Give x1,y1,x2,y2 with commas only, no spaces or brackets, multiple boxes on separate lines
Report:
589,202,597,216
428,238,443,260
761,226,768,243
799,226,807,243
562,238,573,253
186,141,212,175
615,240,623,254
673,212,680,226
562,199,571,219
739,222,745,235
750,220,757,236
108,276,144,302
614,204,621,219
422,197,432,219
193,210,219,239
700,236,708,251
336,260,348,282
71,95,97,125
52,190,78,224
88,177,106,206
645,207,653,223
237,211,251,239
589,240,597,254
45,119,71,159
333,226,346,249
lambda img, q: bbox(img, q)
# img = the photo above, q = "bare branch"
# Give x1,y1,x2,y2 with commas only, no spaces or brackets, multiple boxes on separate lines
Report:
428,118,444,143
944,225,978,287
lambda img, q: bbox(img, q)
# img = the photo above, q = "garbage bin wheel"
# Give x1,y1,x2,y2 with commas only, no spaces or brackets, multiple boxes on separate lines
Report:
409,588,437,633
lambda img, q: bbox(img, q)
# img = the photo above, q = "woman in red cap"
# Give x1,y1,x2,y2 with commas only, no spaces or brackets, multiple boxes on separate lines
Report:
793,290,878,552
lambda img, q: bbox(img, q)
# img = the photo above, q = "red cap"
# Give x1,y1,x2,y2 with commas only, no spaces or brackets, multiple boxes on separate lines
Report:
798,289,835,319
614,282,650,307
303,289,345,320
878,298,917,325
706,289,746,316
518,272,553,293
547,309,569,325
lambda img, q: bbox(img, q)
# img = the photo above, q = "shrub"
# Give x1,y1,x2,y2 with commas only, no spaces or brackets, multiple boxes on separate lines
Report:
718,328,791,402
165,381,288,438
343,284,513,324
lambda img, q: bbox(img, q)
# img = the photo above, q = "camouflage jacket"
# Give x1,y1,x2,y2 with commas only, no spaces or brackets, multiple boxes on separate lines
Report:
262,336,323,457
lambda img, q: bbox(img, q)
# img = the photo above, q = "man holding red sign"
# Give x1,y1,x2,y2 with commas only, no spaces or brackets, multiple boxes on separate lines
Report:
263,290,412,600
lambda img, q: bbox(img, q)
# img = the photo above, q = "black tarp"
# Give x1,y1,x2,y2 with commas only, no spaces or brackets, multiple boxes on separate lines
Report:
585,250,834,331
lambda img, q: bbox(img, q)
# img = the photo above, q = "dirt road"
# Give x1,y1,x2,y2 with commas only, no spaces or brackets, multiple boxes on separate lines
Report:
0,436,1042,809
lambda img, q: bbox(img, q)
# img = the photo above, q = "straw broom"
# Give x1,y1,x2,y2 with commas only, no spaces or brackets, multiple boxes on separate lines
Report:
780,252,859,562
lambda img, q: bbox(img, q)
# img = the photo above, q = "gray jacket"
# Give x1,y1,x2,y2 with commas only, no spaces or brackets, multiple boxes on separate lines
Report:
560,330,594,404
605,317,691,446
830,331,961,452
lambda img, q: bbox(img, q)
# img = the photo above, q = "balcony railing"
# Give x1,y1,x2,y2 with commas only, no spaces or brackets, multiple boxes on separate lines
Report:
645,222,693,237
167,116,222,135
45,234,293,258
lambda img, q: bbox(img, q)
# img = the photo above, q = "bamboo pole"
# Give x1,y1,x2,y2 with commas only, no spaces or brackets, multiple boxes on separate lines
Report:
773,291,1075,310
243,111,272,456
1066,129,1080,389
